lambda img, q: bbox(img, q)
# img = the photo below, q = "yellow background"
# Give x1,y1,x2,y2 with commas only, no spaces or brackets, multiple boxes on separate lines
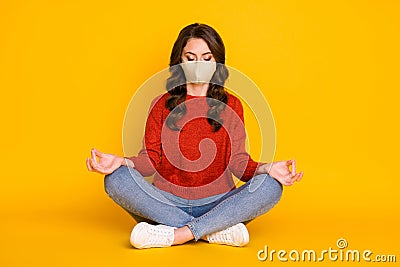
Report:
1,0,399,266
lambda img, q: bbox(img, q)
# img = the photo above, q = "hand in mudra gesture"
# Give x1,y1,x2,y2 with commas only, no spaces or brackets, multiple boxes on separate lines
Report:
258,159,304,186
86,148,124,174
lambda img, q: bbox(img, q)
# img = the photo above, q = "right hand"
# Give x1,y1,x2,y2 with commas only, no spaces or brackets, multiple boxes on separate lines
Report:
86,148,124,174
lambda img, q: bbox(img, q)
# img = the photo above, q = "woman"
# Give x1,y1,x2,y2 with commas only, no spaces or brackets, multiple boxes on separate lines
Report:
86,23,304,249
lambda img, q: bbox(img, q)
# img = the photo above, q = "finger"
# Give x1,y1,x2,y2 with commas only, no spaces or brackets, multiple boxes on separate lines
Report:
297,171,304,182
291,172,303,182
86,158,93,171
291,160,296,176
91,159,111,175
92,148,103,158
91,149,98,163
90,158,103,173
291,175,300,183
285,159,293,166
283,180,293,186
89,158,97,170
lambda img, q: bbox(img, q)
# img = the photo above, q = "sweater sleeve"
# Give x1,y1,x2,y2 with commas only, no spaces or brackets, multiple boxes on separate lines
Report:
227,96,262,182
127,95,165,177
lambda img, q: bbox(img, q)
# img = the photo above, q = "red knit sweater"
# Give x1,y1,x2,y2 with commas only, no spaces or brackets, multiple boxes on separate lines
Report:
128,92,261,199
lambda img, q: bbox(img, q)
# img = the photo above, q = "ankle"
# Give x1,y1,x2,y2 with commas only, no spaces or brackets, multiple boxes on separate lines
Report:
173,226,195,245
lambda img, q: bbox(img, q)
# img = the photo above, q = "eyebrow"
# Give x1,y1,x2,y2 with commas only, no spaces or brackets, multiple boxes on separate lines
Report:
184,51,212,56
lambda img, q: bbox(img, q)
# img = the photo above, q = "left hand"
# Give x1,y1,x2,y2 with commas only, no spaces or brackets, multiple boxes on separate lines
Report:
257,159,304,186
86,148,124,175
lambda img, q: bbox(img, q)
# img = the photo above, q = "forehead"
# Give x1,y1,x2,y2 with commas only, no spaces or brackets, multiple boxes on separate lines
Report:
182,38,211,54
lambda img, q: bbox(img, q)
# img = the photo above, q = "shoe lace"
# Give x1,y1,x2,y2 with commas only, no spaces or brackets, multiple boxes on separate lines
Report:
208,228,233,244
146,226,173,244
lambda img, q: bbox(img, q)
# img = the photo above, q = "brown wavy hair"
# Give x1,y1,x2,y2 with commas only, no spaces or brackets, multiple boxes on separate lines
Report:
165,23,229,131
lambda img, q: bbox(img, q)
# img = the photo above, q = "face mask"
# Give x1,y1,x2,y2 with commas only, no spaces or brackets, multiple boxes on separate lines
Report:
181,61,217,84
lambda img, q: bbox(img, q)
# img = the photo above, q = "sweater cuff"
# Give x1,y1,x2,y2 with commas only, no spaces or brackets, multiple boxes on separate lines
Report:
127,156,157,177
240,160,261,182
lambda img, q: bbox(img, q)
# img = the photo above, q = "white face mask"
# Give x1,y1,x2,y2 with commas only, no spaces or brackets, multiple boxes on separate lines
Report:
180,61,217,84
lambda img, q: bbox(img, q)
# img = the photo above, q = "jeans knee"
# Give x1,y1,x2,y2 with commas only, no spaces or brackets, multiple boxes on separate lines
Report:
269,176,283,204
104,165,130,196
249,173,283,204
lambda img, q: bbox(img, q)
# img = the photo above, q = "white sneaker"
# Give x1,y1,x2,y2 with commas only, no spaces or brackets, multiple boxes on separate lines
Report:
130,222,175,249
205,223,249,247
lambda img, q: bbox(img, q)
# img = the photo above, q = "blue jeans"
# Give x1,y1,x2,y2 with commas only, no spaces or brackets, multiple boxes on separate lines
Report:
104,166,283,240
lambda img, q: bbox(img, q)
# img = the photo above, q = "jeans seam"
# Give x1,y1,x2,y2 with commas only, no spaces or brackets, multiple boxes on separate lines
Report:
106,191,148,219
186,223,199,241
